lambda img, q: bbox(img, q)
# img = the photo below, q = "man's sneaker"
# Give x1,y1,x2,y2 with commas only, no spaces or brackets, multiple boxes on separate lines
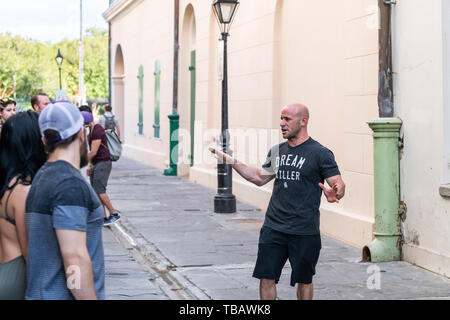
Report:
110,212,121,223
103,216,114,227
103,212,121,227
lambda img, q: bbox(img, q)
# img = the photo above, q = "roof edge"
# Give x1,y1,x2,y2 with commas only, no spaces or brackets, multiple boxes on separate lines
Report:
102,0,137,22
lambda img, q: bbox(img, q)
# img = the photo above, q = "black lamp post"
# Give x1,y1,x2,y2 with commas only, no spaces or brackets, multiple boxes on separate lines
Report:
55,48,64,90
213,0,239,214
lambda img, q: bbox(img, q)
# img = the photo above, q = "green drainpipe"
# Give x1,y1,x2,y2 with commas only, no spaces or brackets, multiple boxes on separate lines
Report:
163,114,179,176
363,117,402,262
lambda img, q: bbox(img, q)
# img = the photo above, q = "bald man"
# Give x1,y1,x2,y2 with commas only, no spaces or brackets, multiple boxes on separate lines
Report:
209,103,345,300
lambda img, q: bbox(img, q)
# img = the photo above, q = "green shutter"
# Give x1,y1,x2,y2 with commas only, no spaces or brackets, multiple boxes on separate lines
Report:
153,60,161,138
189,50,196,167
138,65,144,135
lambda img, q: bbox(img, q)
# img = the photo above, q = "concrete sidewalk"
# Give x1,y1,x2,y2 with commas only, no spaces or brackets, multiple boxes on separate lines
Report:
105,157,450,300
103,227,170,300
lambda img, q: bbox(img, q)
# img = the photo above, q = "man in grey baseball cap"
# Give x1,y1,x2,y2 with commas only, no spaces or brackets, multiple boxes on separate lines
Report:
25,102,105,300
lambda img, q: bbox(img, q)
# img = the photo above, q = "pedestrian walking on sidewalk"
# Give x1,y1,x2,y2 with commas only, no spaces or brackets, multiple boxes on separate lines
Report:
98,104,121,142
25,102,105,300
81,111,121,226
209,103,345,300
0,111,46,300
30,93,51,114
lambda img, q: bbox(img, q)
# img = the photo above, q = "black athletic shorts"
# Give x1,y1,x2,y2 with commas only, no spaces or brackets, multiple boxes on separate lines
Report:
252,226,321,286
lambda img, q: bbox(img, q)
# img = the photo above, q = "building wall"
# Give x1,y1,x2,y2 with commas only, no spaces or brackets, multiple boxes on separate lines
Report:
109,0,173,168
192,0,379,248
105,0,379,251
393,0,450,277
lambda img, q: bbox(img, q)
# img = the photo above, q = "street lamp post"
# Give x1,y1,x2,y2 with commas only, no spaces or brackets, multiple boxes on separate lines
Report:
55,48,64,90
213,0,239,214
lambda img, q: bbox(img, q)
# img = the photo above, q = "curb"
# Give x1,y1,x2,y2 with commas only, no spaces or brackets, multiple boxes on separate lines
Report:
108,214,211,300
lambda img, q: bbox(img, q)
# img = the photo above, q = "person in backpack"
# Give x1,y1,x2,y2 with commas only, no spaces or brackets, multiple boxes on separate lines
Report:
98,104,121,142
81,111,121,227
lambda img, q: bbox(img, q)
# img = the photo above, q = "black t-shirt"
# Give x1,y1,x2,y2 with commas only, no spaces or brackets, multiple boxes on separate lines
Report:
262,137,340,235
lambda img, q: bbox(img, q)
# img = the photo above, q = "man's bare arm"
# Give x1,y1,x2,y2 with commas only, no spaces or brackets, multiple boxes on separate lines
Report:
325,174,345,200
116,126,121,141
318,175,345,203
209,147,275,186
55,229,97,300
88,139,101,162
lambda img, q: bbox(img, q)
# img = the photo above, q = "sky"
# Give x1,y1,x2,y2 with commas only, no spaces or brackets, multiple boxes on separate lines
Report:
0,0,109,43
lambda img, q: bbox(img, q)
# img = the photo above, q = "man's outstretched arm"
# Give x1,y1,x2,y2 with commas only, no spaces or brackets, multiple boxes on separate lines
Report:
319,174,346,203
209,147,275,187
326,174,345,200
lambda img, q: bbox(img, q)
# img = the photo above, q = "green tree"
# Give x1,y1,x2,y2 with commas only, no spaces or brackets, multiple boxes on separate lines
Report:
0,28,109,103
84,27,108,99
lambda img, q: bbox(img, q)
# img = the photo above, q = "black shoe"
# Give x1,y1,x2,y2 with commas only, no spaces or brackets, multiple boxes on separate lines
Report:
103,213,120,227
103,216,113,227
110,212,121,223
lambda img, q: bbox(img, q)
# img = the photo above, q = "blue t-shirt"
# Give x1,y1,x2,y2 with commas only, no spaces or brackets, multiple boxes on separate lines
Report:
25,160,105,300
262,138,341,235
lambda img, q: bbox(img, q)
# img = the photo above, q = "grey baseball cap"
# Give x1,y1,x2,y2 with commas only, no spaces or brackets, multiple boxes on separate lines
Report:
39,101,84,142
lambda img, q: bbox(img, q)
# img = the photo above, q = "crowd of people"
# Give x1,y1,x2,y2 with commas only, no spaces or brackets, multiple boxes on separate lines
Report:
0,92,345,301
0,95,121,300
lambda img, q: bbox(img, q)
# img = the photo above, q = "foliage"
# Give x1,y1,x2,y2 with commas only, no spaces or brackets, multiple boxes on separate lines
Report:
91,102,106,119
0,80,13,97
0,27,108,103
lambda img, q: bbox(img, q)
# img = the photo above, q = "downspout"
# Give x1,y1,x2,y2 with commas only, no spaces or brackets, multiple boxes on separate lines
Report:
378,0,394,118
363,0,403,262
172,0,179,117
164,0,180,176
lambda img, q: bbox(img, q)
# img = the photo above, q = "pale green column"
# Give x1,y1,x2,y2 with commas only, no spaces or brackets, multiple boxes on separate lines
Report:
363,118,402,262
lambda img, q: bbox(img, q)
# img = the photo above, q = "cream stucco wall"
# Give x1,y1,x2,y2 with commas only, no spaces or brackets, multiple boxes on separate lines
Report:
105,0,379,251
190,0,379,249
393,0,450,277
109,0,173,168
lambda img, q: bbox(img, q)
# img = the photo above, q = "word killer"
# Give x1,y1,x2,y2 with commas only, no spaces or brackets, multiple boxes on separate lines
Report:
275,170,301,181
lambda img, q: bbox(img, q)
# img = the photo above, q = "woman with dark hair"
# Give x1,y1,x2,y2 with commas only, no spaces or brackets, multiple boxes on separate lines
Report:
0,97,17,133
0,111,46,300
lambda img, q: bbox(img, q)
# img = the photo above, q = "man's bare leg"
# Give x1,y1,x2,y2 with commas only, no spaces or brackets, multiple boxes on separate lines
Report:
297,283,314,300
98,193,115,218
260,279,277,300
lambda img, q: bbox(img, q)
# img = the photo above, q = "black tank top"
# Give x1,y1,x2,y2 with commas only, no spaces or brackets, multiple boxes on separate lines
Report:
0,179,31,226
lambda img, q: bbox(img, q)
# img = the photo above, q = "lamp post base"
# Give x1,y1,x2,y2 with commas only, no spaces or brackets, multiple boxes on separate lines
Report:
214,194,236,214
163,113,179,176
